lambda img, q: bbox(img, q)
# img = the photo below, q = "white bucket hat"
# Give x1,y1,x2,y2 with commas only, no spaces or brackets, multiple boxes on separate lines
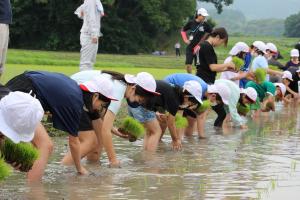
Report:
197,8,209,17
124,72,161,95
241,87,257,102
0,91,44,143
183,80,203,104
81,74,118,101
208,84,230,105
291,49,299,57
282,71,293,81
253,41,267,54
266,43,278,53
274,83,286,96
229,42,249,56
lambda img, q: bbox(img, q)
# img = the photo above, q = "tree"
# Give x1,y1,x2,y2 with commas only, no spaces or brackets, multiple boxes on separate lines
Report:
197,0,233,13
285,12,300,37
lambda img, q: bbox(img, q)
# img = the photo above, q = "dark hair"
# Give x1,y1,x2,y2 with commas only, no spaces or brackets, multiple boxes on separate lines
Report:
183,90,201,106
135,85,153,97
236,51,246,59
255,49,265,56
207,27,229,47
102,70,127,83
215,93,223,102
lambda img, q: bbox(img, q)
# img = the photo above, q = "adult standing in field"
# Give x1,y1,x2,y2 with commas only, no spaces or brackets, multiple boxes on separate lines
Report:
0,0,12,77
75,0,104,71
174,41,181,57
194,27,235,84
181,8,212,74
6,71,117,181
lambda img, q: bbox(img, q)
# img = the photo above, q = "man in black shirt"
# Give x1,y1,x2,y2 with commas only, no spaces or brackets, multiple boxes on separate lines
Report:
181,8,212,74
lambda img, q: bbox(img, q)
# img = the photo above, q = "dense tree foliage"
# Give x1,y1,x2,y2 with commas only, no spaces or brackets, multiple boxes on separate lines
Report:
285,11,300,37
10,0,233,53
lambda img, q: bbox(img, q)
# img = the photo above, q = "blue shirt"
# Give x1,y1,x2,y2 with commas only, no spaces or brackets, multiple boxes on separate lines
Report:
240,52,252,72
0,0,12,24
164,73,207,97
25,71,83,136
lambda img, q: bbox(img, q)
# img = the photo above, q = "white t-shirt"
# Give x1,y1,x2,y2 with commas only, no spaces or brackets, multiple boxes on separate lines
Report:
71,70,127,115
220,56,240,86
251,55,269,81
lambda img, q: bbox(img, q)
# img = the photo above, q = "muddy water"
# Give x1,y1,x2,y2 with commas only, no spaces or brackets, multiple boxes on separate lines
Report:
1,104,300,200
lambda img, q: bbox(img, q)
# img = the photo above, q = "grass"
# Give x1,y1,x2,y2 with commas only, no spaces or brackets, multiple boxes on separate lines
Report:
0,156,11,181
1,139,39,172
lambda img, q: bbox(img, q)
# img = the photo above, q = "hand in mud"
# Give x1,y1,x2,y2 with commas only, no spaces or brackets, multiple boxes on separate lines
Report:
113,128,129,139
109,159,121,168
11,162,31,172
172,139,182,151
78,166,89,175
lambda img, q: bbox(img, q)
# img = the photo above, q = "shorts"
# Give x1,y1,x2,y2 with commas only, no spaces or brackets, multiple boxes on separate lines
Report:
185,46,195,65
78,111,93,131
128,105,156,123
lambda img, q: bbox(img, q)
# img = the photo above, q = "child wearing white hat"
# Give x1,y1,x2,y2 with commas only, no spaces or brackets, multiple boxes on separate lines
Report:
6,70,117,181
285,49,300,70
62,70,160,168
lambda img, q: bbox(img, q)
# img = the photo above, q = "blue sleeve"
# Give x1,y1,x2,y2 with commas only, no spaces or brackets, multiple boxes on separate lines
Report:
242,53,252,71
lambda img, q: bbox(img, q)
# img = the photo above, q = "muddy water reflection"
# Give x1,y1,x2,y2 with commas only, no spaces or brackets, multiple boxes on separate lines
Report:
1,106,300,199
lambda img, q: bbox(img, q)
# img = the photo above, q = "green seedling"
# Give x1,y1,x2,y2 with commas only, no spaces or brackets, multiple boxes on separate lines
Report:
175,114,188,129
0,156,11,181
1,139,39,172
232,56,244,71
269,65,280,71
197,100,211,113
237,103,250,116
119,117,145,142
254,68,267,84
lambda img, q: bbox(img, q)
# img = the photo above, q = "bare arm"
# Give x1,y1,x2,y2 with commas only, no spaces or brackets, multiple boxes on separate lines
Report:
196,110,208,138
209,62,235,72
167,114,182,150
69,135,88,174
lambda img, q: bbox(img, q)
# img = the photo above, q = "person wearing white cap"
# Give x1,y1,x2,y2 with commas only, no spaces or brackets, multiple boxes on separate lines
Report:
75,0,104,71
274,83,291,104
128,79,203,150
207,79,257,129
220,42,249,86
0,85,44,177
6,70,118,181
181,7,212,73
62,70,160,167
265,42,285,82
164,73,208,138
281,70,299,100
285,49,300,70
250,41,282,82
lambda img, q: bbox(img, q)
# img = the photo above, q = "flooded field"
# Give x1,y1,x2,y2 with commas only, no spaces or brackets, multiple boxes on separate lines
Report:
1,104,300,200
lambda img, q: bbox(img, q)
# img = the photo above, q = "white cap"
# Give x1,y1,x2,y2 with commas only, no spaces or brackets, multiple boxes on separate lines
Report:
282,71,293,81
0,92,44,143
274,83,286,96
253,41,267,54
266,43,278,53
241,87,257,102
229,42,249,55
197,8,209,17
291,49,299,57
183,80,203,104
81,75,118,101
125,72,161,95
208,83,230,105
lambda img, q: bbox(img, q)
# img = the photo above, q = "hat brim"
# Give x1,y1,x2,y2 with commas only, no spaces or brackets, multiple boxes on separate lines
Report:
0,110,34,143
124,74,137,84
142,88,161,96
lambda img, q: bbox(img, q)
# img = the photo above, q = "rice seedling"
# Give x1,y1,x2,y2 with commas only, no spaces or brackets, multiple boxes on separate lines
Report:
1,139,39,172
232,56,245,71
237,103,250,116
254,68,267,84
0,156,11,181
175,114,188,129
197,100,211,114
269,65,280,71
119,117,145,142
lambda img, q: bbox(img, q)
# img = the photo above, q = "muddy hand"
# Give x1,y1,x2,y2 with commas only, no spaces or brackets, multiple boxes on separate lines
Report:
172,139,182,151
109,159,121,168
78,166,89,175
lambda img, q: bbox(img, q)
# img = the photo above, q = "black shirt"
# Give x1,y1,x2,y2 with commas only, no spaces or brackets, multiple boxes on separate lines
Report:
287,67,300,93
196,41,218,84
0,0,12,24
151,81,182,116
0,84,10,100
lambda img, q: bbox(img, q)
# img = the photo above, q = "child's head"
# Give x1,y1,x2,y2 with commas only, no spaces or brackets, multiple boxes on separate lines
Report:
229,42,249,59
274,83,286,101
266,43,278,59
207,84,230,106
281,71,293,86
290,49,299,62
251,41,267,57
180,81,203,110
195,8,209,22
240,87,257,105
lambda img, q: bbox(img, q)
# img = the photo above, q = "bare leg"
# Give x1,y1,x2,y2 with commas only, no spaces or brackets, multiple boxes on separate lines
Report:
143,119,162,151
27,123,54,183
61,131,97,165
86,134,103,163
185,116,196,137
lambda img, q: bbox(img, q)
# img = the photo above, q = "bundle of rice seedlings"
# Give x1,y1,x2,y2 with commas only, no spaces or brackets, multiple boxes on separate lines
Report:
269,65,280,71
1,139,39,172
0,156,11,181
232,56,245,71
254,68,267,84
119,117,145,142
197,100,211,113
265,102,274,111
175,114,188,129
237,103,250,116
